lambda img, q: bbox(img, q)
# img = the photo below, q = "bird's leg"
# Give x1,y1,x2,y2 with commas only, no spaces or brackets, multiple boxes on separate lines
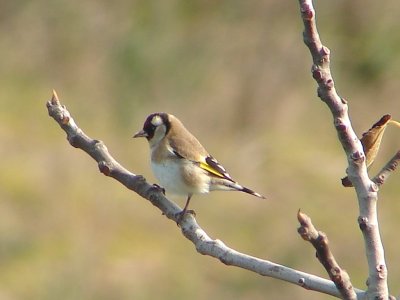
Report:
182,194,191,214
176,194,196,224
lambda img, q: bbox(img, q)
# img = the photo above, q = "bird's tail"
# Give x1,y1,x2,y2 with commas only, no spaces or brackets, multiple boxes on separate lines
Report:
210,178,265,199
240,186,266,199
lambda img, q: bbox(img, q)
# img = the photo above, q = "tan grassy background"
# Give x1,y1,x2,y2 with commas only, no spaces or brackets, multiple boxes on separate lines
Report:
1,1,400,299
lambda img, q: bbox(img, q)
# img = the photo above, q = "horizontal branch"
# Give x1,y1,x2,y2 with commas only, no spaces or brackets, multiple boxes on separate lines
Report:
46,90,364,298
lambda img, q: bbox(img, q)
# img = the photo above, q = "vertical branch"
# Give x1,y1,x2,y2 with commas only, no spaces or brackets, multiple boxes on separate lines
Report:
297,1,389,299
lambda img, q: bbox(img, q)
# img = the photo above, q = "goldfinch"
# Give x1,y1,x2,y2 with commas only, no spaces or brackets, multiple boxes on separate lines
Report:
133,113,265,220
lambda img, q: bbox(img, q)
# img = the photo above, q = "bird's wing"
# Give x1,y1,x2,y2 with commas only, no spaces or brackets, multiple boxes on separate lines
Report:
168,136,234,182
166,119,234,182
199,156,234,182
167,124,209,161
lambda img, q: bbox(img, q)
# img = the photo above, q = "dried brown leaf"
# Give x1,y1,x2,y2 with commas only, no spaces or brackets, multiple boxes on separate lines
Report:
360,114,391,168
341,114,391,187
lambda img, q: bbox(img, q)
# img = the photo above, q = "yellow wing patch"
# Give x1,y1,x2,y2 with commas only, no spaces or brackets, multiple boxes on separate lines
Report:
199,161,225,178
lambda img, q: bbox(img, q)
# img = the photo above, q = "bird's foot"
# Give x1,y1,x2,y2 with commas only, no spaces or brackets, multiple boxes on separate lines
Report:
152,183,166,195
175,209,196,225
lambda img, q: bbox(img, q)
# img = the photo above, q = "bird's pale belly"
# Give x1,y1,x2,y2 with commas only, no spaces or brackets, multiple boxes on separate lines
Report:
151,160,210,196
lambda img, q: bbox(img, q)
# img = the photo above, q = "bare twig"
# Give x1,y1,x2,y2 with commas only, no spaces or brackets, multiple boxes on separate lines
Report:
372,151,400,187
297,211,357,300
297,0,389,299
47,91,365,299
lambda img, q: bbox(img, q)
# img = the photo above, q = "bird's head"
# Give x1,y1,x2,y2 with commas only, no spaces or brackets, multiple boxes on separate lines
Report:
133,112,171,145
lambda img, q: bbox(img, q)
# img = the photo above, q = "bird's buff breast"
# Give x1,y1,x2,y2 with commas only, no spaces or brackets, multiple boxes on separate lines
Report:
151,160,210,196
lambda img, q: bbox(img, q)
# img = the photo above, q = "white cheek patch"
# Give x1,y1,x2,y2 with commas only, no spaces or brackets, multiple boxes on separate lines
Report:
151,124,167,145
151,115,163,127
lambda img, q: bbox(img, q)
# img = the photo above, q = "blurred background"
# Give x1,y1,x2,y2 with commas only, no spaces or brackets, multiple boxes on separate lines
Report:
1,0,400,299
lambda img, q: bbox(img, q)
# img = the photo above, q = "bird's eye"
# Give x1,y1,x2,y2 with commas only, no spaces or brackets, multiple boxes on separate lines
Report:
144,122,156,134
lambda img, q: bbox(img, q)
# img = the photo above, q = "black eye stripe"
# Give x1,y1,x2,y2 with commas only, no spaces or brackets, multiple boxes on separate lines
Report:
141,112,170,139
143,115,157,139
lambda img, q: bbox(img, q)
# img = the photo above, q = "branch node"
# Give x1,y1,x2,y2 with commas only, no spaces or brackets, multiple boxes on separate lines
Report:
219,250,230,265
374,174,385,186
320,46,331,56
46,98,70,125
388,158,399,171
341,176,353,187
61,114,70,125
300,4,314,20
334,117,346,131
325,79,334,89
330,266,340,278
93,139,107,152
68,134,80,148
317,231,328,247
376,264,387,279
369,182,379,193
98,161,112,176
358,216,369,231
298,277,306,287
312,65,323,81
350,150,365,164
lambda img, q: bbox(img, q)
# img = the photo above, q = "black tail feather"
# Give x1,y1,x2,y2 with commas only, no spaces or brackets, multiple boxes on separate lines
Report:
240,186,266,199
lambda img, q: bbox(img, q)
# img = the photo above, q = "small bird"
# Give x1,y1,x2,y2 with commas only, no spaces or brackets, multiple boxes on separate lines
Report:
133,113,265,221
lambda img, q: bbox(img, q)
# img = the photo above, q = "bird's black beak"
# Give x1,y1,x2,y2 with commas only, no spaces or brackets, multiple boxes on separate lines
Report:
133,129,148,138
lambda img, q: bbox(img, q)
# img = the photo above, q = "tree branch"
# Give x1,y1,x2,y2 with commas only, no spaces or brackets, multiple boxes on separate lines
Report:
343,150,400,188
47,91,365,299
372,150,400,187
297,1,389,299
297,211,357,300
342,114,398,188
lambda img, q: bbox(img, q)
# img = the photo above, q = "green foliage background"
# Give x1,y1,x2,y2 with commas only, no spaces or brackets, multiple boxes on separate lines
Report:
1,1,400,299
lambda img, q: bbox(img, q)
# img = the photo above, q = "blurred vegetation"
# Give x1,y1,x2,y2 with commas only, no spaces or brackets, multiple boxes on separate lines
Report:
1,0,400,299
